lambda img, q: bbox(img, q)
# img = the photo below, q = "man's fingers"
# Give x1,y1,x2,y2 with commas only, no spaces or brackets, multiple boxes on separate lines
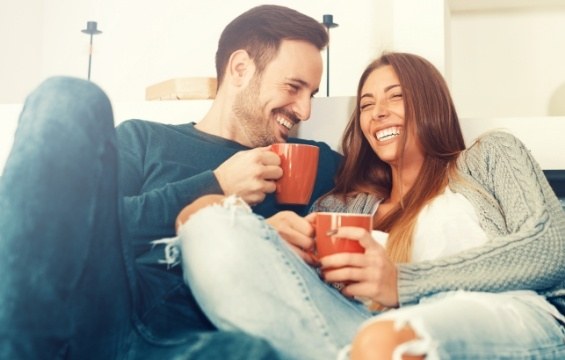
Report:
263,165,283,181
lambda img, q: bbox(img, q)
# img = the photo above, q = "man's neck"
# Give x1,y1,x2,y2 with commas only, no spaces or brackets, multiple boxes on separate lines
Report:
195,95,235,140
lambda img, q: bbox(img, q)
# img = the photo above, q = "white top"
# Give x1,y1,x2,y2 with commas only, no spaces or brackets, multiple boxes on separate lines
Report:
370,186,488,260
371,186,565,323
411,186,489,262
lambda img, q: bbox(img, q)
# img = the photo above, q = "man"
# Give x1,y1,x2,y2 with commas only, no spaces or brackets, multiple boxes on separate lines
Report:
0,5,341,359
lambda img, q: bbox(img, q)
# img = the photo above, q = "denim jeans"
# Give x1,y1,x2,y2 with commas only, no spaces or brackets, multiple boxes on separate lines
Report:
358,290,565,359
0,77,279,359
179,198,565,360
179,197,373,360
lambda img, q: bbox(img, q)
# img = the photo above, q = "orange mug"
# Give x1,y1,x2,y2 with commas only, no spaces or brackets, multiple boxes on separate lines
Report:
271,143,319,205
315,212,373,258
315,212,373,290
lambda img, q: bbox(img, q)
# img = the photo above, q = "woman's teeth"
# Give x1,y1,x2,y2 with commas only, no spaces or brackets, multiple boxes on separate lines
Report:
375,127,400,141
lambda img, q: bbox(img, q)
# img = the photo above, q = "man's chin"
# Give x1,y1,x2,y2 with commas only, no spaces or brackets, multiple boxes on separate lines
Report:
273,120,292,142
277,127,290,143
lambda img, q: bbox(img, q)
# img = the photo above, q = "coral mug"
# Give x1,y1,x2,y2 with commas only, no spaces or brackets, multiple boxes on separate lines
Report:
315,212,373,259
315,212,373,289
270,143,319,205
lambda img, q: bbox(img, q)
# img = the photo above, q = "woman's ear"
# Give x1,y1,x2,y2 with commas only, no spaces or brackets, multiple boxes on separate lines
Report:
226,49,255,87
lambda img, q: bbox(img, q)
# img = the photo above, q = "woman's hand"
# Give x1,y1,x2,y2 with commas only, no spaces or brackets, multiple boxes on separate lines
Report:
266,212,318,265
319,226,399,308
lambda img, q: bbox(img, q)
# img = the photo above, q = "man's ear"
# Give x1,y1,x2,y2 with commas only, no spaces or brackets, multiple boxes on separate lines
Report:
226,50,255,87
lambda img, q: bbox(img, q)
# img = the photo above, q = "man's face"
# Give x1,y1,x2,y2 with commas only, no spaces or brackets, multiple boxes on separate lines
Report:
232,39,323,147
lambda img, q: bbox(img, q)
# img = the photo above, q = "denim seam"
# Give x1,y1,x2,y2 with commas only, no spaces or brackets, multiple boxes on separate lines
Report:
261,221,340,355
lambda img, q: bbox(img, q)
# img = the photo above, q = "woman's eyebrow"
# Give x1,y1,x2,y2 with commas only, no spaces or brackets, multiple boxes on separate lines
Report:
384,84,401,92
360,84,401,99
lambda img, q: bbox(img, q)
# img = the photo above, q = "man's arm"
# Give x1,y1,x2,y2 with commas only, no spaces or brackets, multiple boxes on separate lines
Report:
116,120,225,253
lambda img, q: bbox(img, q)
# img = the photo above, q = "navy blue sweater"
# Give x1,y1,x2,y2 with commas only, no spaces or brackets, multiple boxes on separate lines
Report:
116,119,342,258
114,119,341,335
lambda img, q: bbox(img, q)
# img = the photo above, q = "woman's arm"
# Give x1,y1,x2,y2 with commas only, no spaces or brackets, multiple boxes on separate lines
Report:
397,131,565,306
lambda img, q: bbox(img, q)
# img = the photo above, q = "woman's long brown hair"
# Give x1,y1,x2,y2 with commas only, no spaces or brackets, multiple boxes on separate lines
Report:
329,52,466,263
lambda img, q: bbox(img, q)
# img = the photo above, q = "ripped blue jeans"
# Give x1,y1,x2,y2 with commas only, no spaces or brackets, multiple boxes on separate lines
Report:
0,77,279,359
175,197,565,360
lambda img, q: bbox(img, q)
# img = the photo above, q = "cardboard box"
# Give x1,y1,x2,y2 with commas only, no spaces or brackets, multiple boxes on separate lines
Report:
146,77,217,100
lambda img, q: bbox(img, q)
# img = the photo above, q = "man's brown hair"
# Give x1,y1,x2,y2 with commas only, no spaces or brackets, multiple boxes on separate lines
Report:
215,5,328,87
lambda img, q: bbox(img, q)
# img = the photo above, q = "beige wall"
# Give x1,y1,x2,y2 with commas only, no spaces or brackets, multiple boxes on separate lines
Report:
3,1,565,117
1,0,43,103
450,5,565,118
1,0,384,104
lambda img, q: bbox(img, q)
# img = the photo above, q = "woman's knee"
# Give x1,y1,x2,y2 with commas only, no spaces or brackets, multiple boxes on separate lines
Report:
350,320,423,360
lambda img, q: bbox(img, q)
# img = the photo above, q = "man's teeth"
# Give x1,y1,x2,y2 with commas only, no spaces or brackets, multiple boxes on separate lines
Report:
277,117,293,130
375,127,400,141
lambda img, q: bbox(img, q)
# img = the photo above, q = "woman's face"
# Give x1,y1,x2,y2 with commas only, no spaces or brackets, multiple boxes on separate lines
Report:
359,65,424,169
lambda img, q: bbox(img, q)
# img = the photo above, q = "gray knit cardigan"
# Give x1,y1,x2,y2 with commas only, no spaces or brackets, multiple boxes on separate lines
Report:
312,131,565,314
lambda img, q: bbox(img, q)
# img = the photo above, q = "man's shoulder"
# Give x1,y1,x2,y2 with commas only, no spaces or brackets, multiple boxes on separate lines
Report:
116,119,192,133
116,119,195,142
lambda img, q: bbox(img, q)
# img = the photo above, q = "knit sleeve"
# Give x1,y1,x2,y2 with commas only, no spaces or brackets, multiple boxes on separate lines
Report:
310,193,380,214
396,131,565,306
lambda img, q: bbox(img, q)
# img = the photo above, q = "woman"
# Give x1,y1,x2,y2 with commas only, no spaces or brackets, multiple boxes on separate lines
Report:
168,53,565,359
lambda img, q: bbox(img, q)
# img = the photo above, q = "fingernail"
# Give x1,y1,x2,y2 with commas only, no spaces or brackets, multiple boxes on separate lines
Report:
326,229,338,236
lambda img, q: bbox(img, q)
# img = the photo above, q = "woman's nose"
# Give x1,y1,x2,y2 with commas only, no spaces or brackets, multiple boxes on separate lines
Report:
372,102,389,120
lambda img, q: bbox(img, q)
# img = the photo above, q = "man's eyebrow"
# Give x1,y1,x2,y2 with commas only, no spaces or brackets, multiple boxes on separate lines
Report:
287,77,309,87
287,77,319,96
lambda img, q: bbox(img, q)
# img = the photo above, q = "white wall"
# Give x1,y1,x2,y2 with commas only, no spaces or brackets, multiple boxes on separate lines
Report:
391,0,451,81
2,0,386,104
5,1,565,135
1,0,43,103
450,5,565,118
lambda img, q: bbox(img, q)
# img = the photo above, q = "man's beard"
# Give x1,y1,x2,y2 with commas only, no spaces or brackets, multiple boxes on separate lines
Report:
232,77,277,147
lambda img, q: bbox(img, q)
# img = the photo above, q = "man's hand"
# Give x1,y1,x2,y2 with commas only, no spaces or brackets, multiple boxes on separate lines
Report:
266,212,317,265
214,147,282,205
